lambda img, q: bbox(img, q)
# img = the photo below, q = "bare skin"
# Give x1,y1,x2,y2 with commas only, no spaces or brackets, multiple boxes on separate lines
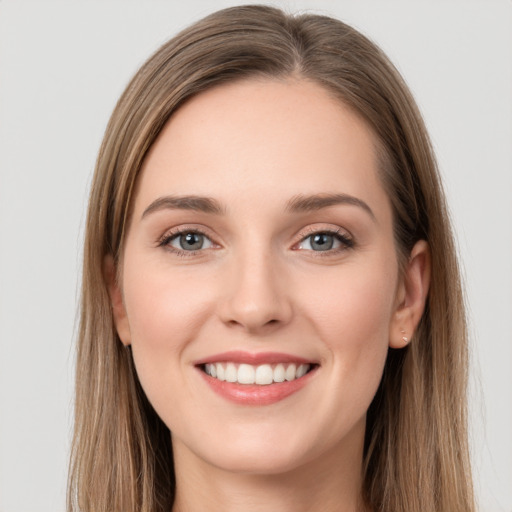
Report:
106,78,430,512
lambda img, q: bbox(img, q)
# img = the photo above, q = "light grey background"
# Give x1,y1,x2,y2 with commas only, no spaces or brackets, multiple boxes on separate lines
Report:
0,1,510,511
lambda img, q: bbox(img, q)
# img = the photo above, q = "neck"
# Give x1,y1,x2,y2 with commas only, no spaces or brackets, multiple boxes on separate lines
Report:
171,420,368,512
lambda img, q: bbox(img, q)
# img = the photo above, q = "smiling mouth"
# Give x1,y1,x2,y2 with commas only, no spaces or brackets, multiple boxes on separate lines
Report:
201,362,316,385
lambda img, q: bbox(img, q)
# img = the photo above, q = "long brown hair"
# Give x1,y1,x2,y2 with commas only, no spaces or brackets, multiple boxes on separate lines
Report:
69,5,475,511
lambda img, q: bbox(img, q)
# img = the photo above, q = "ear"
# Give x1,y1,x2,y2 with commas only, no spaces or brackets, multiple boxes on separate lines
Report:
103,254,132,346
389,240,431,349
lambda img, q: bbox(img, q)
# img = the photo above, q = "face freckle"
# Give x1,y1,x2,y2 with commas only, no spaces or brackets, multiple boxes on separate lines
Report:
114,78,403,477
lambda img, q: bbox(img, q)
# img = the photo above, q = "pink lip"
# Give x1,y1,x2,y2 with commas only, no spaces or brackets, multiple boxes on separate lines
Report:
194,351,319,406
193,350,315,366
198,371,316,406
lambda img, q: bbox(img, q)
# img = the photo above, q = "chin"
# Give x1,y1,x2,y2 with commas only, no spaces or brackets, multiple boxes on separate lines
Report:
206,445,311,476
187,424,332,477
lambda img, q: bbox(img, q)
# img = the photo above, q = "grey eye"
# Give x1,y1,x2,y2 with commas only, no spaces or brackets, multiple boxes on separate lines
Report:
297,231,353,252
309,233,334,251
170,232,212,251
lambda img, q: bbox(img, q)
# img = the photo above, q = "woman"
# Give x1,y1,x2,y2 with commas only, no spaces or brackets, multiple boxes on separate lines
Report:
69,5,475,512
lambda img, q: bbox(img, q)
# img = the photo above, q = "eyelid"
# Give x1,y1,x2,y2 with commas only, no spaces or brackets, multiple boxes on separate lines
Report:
157,224,221,256
156,223,354,257
293,225,355,252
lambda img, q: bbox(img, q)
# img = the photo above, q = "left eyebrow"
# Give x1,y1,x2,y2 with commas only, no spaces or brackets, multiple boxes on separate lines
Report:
285,193,376,222
141,195,226,219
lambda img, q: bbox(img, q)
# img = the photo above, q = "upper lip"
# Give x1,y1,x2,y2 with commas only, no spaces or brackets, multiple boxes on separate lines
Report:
193,350,317,366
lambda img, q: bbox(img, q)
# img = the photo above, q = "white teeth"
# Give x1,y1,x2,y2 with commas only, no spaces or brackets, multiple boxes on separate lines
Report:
285,363,296,381
204,362,312,385
296,364,308,378
216,363,225,381
237,364,255,384
273,363,285,383
205,363,218,378
255,364,273,385
225,363,237,383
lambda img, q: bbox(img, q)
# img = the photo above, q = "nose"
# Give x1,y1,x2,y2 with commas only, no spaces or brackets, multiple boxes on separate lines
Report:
218,249,293,334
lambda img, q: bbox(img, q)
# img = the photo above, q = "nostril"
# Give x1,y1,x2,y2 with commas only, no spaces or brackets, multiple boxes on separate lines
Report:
224,316,281,331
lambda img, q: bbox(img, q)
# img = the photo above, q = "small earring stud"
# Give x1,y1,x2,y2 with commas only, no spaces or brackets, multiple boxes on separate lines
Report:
400,329,409,343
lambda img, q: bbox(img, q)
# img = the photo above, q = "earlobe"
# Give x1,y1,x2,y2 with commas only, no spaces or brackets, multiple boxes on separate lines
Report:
389,240,431,349
103,255,132,346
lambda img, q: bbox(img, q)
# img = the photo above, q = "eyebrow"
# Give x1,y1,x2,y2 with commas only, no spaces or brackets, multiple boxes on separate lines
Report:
141,195,225,219
141,192,376,221
285,193,376,221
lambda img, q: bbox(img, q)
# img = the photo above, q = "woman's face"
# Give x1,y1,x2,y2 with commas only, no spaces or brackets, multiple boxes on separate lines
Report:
110,78,417,475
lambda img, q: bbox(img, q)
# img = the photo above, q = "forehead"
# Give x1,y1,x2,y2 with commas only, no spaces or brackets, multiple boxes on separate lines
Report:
135,78,390,220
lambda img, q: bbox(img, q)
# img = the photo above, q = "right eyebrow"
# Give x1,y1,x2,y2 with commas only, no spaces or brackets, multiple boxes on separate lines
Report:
141,195,225,219
285,193,376,222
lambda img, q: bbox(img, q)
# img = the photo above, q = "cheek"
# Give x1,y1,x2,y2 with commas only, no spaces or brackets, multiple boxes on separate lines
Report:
121,261,217,412
302,258,396,340
121,240,398,442
299,260,396,409
123,255,217,346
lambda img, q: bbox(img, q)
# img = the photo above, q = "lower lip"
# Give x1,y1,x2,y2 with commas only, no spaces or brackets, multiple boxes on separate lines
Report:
198,367,317,406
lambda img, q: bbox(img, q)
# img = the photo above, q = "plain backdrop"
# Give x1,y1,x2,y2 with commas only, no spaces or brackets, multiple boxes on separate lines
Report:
0,1,510,511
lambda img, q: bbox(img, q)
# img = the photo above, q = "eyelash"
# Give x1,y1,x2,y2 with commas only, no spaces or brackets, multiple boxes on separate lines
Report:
158,227,354,258
157,227,214,258
294,227,354,257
